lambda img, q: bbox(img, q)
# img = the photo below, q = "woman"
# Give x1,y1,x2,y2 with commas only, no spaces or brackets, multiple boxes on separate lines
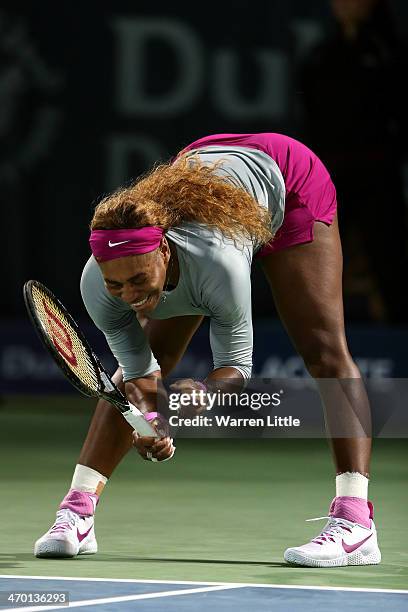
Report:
34,132,381,567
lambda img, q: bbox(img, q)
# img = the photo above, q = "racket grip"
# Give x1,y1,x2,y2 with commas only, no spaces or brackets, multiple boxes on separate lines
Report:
122,403,158,437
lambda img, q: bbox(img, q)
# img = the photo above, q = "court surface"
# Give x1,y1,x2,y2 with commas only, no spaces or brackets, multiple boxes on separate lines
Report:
1,397,407,610
0,576,407,611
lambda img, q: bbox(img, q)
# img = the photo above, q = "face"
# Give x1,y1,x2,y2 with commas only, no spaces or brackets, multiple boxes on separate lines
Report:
99,240,170,314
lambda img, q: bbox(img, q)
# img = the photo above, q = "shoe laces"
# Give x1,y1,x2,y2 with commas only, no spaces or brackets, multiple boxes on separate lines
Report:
50,509,80,534
306,516,353,545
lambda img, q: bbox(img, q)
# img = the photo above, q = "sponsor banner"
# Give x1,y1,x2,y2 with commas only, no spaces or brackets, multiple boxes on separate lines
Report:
1,319,408,394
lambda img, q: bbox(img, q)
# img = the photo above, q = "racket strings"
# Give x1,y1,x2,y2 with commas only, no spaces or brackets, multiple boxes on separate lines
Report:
31,285,99,393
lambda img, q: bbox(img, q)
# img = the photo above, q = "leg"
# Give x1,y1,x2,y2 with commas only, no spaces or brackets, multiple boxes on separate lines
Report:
260,216,371,475
35,316,203,558
78,315,204,477
145,315,204,378
78,369,133,477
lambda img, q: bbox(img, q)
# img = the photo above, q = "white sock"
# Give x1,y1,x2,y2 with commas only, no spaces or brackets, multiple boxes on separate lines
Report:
71,464,108,496
336,472,368,500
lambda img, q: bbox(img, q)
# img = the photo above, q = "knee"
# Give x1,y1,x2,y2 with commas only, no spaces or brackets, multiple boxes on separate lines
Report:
298,337,358,378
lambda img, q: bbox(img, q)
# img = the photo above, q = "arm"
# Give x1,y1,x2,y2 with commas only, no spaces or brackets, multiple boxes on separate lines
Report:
172,252,252,403
125,373,162,414
80,257,174,460
205,366,245,392
166,248,252,414
207,254,253,389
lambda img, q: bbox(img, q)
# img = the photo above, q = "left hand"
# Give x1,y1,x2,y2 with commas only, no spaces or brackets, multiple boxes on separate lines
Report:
132,433,176,462
169,378,208,418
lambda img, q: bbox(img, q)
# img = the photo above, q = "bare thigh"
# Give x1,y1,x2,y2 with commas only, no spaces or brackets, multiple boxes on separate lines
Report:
259,216,355,376
260,217,371,472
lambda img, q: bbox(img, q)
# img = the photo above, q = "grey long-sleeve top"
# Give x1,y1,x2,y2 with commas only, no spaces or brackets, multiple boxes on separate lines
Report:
80,145,286,381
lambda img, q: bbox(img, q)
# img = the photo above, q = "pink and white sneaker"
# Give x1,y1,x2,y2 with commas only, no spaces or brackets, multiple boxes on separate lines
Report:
34,490,98,558
284,497,381,567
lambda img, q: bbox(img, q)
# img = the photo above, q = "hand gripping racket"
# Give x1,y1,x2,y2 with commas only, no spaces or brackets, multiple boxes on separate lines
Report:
23,279,160,437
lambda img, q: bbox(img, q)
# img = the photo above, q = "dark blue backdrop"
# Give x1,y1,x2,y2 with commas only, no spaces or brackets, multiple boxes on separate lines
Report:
1,318,406,394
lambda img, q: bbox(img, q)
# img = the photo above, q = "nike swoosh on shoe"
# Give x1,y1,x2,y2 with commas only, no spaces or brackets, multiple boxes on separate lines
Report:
342,533,373,553
77,526,93,543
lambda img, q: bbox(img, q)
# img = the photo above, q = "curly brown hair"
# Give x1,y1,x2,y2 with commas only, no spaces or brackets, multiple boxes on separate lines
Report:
91,155,273,245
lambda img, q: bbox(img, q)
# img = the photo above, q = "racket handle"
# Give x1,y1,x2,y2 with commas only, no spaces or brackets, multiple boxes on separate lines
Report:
122,403,158,437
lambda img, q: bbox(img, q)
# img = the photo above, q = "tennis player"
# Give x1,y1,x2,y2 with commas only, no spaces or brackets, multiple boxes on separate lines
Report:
34,133,381,567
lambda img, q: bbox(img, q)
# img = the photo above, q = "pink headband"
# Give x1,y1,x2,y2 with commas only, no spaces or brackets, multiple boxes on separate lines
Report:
89,227,164,262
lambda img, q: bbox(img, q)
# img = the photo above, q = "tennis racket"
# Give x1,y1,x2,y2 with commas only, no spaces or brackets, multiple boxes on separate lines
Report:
23,279,160,437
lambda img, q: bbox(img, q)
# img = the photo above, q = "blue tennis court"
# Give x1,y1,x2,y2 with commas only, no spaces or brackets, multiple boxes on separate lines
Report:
1,576,407,612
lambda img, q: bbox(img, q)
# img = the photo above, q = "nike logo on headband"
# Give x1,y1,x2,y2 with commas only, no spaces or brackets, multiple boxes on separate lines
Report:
108,240,131,247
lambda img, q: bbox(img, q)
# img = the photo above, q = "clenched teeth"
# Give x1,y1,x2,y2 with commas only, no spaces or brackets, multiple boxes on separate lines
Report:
132,295,149,307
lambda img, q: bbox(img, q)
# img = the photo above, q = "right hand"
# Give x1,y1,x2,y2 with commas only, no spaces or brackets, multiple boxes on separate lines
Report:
169,378,208,418
132,432,175,462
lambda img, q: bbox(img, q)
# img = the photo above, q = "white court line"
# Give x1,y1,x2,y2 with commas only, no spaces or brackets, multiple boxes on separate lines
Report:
0,584,242,612
0,575,219,586
0,574,407,595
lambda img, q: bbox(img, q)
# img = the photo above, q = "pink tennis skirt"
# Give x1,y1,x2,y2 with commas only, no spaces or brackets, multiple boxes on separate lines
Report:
181,133,337,255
